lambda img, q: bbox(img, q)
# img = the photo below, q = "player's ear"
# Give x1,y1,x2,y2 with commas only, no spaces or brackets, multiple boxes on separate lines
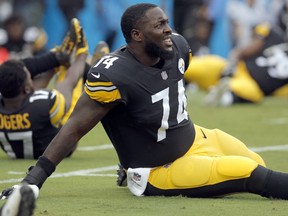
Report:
131,29,142,42
22,83,32,95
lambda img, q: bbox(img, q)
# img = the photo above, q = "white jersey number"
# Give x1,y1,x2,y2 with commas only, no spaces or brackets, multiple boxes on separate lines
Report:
93,56,119,69
0,131,33,158
151,80,188,141
256,46,288,79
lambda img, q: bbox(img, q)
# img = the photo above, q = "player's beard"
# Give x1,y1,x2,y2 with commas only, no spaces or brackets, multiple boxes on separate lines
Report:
145,40,174,60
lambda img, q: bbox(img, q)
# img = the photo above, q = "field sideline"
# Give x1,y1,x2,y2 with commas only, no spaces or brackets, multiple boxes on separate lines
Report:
1,90,288,216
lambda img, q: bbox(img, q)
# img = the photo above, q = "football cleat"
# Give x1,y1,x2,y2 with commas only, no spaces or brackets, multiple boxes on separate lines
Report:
52,18,81,67
90,41,110,66
75,26,89,57
116,164,127,187
0,185,36,216
59,18,79,55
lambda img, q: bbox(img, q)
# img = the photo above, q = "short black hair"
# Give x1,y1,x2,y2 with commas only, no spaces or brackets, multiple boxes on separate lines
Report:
0,59,26,98
121,3,157,43
3,13,24,29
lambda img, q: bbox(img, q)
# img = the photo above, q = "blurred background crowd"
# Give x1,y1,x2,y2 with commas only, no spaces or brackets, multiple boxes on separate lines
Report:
0,0,287,61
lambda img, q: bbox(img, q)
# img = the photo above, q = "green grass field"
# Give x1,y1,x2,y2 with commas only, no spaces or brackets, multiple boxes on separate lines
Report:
1,90,288,216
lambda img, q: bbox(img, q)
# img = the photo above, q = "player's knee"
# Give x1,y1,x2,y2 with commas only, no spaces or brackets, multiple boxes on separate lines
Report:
170,156,258,188
216,156,258,178
170,156,213,187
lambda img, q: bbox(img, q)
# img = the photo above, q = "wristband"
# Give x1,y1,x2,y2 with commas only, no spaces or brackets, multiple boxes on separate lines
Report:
21,156,56,189
37,156,56,176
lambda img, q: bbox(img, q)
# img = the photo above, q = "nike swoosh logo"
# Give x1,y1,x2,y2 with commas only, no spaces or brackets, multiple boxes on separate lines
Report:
200,128,207,139
91,73,100,79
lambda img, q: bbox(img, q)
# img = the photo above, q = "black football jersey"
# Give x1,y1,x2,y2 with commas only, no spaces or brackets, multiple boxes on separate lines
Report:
0,89,65,159
85,33,195,168
245,23,288,95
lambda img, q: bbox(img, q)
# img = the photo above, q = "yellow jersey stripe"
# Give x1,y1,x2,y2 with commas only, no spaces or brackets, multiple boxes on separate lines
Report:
84,85,121,103
49,90,66,127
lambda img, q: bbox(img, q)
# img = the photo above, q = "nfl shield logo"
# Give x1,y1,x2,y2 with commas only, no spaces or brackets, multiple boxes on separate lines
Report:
161,71,168,80
178,58,185,74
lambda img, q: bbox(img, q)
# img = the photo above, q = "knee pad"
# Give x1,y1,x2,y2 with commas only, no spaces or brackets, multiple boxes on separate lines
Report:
170,156,213,187
216,156,258,180
170,155,258,188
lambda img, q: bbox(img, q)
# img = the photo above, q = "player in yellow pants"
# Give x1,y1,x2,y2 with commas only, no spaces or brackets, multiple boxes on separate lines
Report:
184,55,288,106
184,55,226,92
146,125,265,196
184,22,288,106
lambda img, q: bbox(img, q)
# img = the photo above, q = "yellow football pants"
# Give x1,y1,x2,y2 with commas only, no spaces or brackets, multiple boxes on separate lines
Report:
185,55,288,102
148,125,265,190
184,55,226,91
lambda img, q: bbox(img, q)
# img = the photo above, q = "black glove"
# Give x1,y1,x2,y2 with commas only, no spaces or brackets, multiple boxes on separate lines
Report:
116,164,127,187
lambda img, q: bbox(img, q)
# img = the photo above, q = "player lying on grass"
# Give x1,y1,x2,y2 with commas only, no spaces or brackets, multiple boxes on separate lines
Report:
184,22,288,106
0,18,88,159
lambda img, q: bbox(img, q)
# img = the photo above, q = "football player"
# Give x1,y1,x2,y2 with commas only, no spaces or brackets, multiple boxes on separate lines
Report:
184,22,288,106
3,3,288,206
0,18,88,159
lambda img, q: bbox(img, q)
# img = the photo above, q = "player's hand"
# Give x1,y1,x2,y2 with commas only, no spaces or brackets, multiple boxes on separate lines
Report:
116,164,127,187
221,62,236,78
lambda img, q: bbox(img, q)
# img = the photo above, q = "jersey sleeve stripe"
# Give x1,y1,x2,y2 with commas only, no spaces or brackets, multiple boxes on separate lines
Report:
49,90,66,127
84,85,121,103
85,84,117,92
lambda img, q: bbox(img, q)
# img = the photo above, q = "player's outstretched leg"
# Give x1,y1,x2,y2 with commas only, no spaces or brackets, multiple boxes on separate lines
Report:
60,18,80,55
0,185,36,216
53,18,81,68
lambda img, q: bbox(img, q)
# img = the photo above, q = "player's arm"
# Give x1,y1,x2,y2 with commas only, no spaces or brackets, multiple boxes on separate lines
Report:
21,48,72,89
229,23,268,62
44,93,114,164
21,67,122,188
221,23,268,77
21,51,61,79
21,93,116,188
230,37,264,62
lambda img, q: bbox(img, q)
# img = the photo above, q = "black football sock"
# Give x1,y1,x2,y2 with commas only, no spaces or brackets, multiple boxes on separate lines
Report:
246,165,288,199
